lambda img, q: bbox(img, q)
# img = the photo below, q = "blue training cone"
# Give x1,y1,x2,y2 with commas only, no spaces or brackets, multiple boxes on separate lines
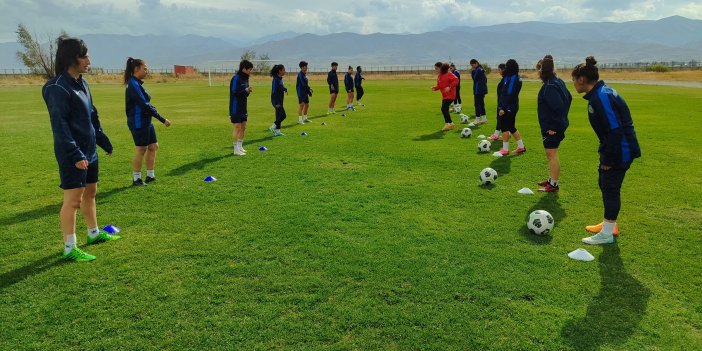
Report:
259,146,268,151
204,176,217,182
103,224,121,234
341,113,346,117
321,122,326,126
301,132,308,136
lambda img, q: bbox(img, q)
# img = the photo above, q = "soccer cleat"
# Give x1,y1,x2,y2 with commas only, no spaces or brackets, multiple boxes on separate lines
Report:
298,120,304,125
488,134,500,141
582,232,615,245
233,149,246,156
538,184,559,192
326,111,332,115
62,246,96,262
537,179,550,186
514,147,527,154
145,176,156,183
273,129,285,136
498,149,509,156
132,178,147,187
586,222,619,236
303,118,310,123
87,230,121,245
441,124,454,131
268,125,277,135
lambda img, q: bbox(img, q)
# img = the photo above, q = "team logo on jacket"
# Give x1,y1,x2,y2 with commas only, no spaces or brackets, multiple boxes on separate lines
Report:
588,104,594,114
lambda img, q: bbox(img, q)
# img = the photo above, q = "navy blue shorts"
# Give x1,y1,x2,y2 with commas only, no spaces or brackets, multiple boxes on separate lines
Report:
59,159,98,189
130,124,157,146
298,96,309,104
329,86,338,94
542,132,565,149
230,113,248,124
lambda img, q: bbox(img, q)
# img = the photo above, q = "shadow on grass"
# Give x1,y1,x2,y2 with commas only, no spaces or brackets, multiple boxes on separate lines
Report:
413,130,446,141
561,245,650,350
518,192,566,244
0,253,65,292
167,154,231,177
0,186,131,227
490,154,513,176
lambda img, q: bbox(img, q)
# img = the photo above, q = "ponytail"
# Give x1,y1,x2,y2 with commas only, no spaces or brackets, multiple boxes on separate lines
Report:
123,57,144,84
571,56,599,83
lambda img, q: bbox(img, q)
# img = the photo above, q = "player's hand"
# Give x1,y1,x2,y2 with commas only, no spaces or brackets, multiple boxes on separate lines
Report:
164,119,172,127
443,87,450,92
247,86,253,92
75,159,89,170
547,130,556,135
431,87,437,91
106,152,112,157
600,164,612,171
499,109,505,116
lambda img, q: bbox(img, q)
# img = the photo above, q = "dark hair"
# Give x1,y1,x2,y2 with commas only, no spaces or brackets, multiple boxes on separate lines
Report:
539,57,555,82
331,62,338,67
348,65,353,70
470,58,479,65
440,63,450,74
449,62,455,68
504,59,519,76
269,64,285,77
299,61,308,68
498,63,506,77
434,62,442,68
572,56,599,83
54,36,88,75
123,57,145,84
356,66,362,72
239,59,253,72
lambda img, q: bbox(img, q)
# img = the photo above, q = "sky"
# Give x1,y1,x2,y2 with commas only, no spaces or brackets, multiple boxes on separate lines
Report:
2,0,701,43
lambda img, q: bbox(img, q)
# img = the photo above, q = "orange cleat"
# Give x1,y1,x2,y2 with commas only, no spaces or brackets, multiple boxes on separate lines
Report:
585,222,619,236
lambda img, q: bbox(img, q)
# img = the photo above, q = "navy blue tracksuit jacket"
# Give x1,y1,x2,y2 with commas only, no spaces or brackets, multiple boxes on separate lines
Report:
471,66,488,95
126,77,166,130
344,72,354,92
537,77,572,134
296,71,311,98
229,71,250,118
499,74,521,113
355,71,364,89
327,70,339,92
42,73,112,165
583,80,641,166
271,75,287,107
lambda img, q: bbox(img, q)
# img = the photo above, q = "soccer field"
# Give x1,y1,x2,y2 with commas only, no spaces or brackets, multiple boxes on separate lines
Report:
1,78,701,350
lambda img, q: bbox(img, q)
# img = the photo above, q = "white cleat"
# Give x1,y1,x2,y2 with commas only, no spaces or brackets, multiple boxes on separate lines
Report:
582,232,615,245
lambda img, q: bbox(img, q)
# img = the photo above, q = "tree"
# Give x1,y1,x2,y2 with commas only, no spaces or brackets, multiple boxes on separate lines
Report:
239,49,272,74
15,23,66,78
240,49,256,62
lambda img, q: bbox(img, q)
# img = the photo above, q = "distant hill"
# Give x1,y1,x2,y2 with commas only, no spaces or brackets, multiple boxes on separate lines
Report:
2,16,701,70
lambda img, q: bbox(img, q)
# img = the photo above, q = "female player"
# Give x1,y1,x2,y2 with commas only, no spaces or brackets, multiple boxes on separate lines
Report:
536,56,572,192
572,56,640,244
124,58,171,184
450,63,461,113
230,59,254,155
497,59,526,155
269,64,288,136
327,62,338,114
355,66,365,106
431,62,458,131
42,36,120,262
344,66,355,111
470,59,488,125
489,63,506,141
296,61,312,124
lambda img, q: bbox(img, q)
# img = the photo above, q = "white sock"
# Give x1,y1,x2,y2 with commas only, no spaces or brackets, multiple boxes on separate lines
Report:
65,233,77,254
298,115,303,122
303,115,308,119
88,227,100,238
482,115,487,122
133,171,141,181
602,221,616,235
550,179,559,187
517,140,525,148
494,130,500,136
146,170,155,178
237,139,243,149
502,142,509,150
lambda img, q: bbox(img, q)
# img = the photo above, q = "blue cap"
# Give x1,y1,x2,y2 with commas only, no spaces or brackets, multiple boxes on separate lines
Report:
204,175,217,182
102,224,121,234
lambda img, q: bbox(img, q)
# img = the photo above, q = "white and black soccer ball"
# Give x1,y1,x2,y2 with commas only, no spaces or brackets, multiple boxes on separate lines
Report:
460,114,470,124
480,167,498,185
478,140,491,153
527,210,555,235
461,127,472,138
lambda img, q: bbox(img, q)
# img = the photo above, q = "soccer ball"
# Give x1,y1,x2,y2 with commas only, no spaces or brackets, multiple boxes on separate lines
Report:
527,210,555,235
480,167,498,185
478,140,491,152
460,114,470,124
461,127,472,138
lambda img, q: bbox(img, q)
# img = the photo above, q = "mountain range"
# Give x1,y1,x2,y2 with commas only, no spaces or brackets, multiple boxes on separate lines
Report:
1,16,700,71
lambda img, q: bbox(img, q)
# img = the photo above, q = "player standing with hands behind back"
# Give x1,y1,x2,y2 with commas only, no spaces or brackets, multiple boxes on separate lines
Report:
230,59,254,156
296,61,312,124
42,36,120,262
327,62,339,114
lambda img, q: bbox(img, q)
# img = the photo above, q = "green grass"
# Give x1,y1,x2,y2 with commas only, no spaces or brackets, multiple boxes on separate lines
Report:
1,77,701,350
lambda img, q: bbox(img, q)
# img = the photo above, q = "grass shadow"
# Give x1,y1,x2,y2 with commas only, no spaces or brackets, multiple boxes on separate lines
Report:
518,192,566,244
561,245,650,350
490,154,513,176
0,186,131,227
167,154,231,177
413,130,446,141
0,253,65,292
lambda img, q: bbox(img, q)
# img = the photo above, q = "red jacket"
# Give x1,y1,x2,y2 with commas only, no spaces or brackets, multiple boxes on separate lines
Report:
433,72,458,100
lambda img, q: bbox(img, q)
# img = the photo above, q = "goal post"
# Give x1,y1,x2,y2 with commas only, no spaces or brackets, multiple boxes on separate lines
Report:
204,59,280,87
